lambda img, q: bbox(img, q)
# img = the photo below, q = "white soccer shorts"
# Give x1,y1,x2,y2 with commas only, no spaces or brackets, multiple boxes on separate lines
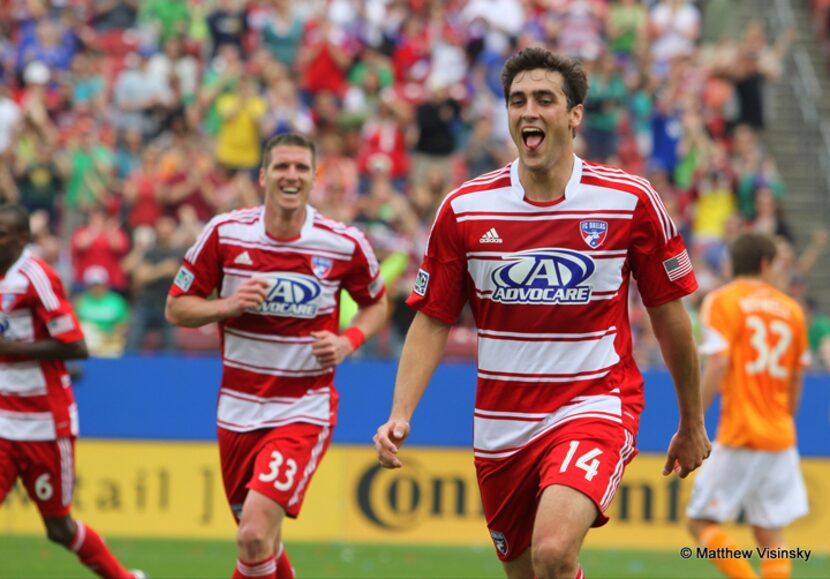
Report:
685,443,809,528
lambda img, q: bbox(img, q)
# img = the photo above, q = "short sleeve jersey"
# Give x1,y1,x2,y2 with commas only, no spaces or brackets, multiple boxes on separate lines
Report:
169,206,385,432
699,279,809,450
0,250,85,441
407,158,697,459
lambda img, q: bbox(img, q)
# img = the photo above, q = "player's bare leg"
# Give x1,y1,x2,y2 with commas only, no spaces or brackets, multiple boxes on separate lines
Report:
532,485,595,578
234,489,287,579
753,526,789,579
502,548,534,579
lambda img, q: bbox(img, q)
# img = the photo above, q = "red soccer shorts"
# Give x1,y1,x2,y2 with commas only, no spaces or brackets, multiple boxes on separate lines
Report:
0,437,76,518
218,423,333,521
475,419,638,561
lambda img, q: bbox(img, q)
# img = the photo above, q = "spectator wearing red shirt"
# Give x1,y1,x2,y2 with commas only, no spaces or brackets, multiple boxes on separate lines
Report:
69,208,130,294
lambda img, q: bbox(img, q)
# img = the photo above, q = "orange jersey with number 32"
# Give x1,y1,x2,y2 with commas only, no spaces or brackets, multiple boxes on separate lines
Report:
699,279,809,451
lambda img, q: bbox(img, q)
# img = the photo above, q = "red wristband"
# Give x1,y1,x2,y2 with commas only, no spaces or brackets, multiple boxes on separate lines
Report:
341,327,366,351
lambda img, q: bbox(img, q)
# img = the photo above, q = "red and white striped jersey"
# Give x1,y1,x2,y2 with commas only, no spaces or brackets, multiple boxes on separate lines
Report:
407,157,697,459
169,206,385,433
0,250,84,441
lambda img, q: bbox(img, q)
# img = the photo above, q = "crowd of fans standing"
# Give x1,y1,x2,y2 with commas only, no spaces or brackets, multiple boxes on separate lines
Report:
1,0,828,367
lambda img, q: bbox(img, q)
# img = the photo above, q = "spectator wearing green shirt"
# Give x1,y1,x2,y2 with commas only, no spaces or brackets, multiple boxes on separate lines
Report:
75,266,130,358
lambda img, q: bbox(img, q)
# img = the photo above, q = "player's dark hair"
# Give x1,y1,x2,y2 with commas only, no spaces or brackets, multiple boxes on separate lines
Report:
500,47,588,110
0,203,31,237
261,133,317,170
730,232,777,276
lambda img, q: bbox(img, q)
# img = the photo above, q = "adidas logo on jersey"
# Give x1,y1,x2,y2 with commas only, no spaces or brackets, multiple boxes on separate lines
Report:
479,228,503,244
234,251,254,265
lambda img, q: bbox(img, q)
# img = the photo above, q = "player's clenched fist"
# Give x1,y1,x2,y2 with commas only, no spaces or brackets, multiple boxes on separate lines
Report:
374,420,410,468
225,277,271,317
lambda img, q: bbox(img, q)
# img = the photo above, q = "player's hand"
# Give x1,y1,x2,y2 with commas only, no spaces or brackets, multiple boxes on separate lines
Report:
662,422,711,478
224,277,271,317
310,330,353,369
373,420,410,469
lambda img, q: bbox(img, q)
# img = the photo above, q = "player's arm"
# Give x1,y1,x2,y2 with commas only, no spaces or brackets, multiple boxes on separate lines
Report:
374,311,450,469
646,299,711,478
311,291,389,369
165,277,271,328
0,336,88,360
700,352,728,412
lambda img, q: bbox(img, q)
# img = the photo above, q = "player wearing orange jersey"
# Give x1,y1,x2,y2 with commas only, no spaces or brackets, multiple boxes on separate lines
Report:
686,232,810,579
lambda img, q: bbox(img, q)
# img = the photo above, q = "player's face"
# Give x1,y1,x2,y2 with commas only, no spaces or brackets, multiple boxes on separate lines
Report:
507,69,583,173
0,214,26,273
260,145,315,215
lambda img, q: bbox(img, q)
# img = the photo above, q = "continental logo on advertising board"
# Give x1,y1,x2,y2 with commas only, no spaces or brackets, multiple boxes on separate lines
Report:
1,441,828,553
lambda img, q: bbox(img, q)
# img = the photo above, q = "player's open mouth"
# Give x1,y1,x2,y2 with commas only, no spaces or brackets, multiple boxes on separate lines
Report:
521,127,545,151
280,186,300,196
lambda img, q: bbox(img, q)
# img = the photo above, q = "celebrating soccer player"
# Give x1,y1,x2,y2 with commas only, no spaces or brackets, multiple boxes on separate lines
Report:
687,232,810,579
0,204,145,579
374,47,711,578
166,133,388,579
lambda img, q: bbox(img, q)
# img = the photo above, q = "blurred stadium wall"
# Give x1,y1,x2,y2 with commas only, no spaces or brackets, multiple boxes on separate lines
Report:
1,358,828,553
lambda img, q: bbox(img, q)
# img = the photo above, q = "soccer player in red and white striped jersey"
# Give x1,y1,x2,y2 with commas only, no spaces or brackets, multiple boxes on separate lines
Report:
0,204,143,579
167,133,388,579
374,48,711,578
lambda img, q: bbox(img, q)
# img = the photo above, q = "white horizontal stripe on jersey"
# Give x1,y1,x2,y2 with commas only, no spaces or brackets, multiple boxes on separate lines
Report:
0,361,47,396
456,212,633,223
467,250,628,259
477,369,612,383
478,331,619,377
478,327,617,340
473,394,622,458
216,387,331,432
467,254,626,295
223,267,340,288
218,237,353,261
224,360,332,378
0,408,56,440
224,330,324,374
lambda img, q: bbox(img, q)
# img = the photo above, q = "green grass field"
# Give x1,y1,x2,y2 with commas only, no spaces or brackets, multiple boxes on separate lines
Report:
0,535,827,578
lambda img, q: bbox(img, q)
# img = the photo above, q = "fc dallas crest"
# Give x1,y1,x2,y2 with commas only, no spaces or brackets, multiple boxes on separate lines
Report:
579,219,608,248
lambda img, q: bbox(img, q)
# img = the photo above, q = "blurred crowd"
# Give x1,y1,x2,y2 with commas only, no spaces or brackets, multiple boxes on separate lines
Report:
1,0,829,368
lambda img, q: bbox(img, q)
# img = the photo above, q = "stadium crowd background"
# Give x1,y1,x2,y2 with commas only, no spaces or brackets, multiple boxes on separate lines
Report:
1,0,829,368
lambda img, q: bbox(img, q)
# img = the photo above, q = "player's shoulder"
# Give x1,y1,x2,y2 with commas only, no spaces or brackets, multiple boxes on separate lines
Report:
580,159,657,200
438,164,513,216
311,210,373,254
19,253,60,285
765,284,807,322
209,206,262,228
449,164,513,201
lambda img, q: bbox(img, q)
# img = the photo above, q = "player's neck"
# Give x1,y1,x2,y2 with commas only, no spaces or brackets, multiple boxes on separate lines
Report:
518,154,573,203
264,205,306,240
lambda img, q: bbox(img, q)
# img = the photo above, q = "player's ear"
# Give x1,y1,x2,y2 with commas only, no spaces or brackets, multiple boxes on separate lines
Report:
569,103,584,130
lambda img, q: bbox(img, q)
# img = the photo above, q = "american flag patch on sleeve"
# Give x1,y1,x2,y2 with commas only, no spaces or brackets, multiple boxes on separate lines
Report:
663,249,693,281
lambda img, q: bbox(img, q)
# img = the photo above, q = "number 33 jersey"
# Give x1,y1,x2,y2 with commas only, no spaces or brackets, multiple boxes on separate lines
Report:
169,206,384,433
699,278,809,450
407,157,698,459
